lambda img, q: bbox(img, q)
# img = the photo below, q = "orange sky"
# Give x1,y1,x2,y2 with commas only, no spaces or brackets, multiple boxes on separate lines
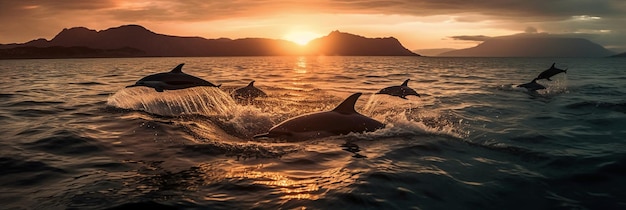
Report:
1,0,625,52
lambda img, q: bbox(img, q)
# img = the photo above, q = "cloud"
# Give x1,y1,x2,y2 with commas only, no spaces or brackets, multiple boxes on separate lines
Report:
4,0,623,22
0,0,625,51
449,35,492,41
525,26,538,33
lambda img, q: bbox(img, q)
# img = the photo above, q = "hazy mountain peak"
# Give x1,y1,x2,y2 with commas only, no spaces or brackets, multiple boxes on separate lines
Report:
103,24,155,35
439,35,614,57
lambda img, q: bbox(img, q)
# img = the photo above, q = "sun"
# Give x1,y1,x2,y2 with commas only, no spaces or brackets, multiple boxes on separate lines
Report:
282,31,323,46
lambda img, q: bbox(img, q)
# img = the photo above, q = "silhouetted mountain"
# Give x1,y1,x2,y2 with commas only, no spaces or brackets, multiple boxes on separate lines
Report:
0,25,418,59
439,35,615,57
306,31,418,56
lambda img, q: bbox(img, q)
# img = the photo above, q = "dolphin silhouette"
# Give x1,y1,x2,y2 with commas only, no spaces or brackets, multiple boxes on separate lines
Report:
517,79,546,91
535,63,567,81
375,79,420,99
253,93,385,141
231,80,267,101
126,63,221,92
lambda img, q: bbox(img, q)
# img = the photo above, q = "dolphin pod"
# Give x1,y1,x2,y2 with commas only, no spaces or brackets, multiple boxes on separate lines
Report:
375,79,421,99
253,93,385,141
126,63,221,92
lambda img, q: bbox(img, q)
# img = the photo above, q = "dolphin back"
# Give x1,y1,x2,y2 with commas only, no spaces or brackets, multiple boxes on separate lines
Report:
254,92,384,141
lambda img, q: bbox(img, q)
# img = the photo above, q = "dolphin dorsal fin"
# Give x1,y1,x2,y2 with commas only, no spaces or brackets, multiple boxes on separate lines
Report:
401,79,410,87
248,80,255,87
550,63,556,69
332,93,362,114
170,63,185,73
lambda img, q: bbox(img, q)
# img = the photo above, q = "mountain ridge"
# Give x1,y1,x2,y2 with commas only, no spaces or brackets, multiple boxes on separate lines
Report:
0,25,418,59
439,35,615,57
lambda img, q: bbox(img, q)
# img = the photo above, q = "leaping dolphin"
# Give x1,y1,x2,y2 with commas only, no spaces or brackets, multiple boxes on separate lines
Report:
375,79,420,99
535,63,567,81
231,80,267,101
517,79,546,91
253,93,385,141
126,63,221,92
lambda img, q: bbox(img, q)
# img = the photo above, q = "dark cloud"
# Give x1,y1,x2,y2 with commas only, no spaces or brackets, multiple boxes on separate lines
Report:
2,0,624,22
328,0,624,21
2,0,624,25
525,26,538,33
449,35,492,42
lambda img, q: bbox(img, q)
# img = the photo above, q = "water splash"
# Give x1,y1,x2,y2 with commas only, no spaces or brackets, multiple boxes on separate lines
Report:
107,87,280,140
106,88,466,142
360,94,467,139
106,87,238,117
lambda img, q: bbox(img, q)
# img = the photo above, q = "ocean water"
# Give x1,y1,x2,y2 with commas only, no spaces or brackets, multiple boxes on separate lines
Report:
1,56,625,209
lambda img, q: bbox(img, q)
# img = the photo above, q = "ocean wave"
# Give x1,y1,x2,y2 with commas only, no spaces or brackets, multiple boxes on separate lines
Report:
8,100,65,107
0,156,67,187
68,82,106,86
565,101,626,113
21,130,106,156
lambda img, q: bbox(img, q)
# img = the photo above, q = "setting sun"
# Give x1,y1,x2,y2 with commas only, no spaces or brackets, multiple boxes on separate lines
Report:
282,31,323,46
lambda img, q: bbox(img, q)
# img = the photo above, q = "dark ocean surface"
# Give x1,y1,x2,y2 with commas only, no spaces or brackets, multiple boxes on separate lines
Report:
1,56,625,209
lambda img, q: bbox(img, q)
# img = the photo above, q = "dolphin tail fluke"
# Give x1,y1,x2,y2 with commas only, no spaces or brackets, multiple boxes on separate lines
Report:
401,79,410,87
333,93,362,114
170,63,185,73
216,84,222,88
564,69,568,73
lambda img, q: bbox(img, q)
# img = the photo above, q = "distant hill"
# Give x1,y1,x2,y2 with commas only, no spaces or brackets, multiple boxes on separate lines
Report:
305,31,418,56
439,35,615,57
413,48,456,57
0,25,418,59
610,52,626,57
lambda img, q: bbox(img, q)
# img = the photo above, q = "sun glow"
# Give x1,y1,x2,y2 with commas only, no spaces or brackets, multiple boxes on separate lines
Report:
282,31,322,45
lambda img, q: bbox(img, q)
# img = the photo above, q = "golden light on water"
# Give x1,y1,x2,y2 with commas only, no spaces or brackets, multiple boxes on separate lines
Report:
211,164,322,201
293,56,308,74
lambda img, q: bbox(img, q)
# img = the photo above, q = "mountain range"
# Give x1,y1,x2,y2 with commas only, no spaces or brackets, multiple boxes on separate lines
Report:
0,25,418,59
438,34,616,57
1,25,622,59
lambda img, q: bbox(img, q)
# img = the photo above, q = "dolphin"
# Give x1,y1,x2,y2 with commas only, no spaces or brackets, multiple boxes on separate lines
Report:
517,79,546,91
231,80,267,101
535,63,567,81
126,63,221,92
375,79,420,99
253,93,385,141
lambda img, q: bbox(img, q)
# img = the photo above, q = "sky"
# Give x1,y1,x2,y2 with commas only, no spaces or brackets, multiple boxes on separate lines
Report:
1,0,625,52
